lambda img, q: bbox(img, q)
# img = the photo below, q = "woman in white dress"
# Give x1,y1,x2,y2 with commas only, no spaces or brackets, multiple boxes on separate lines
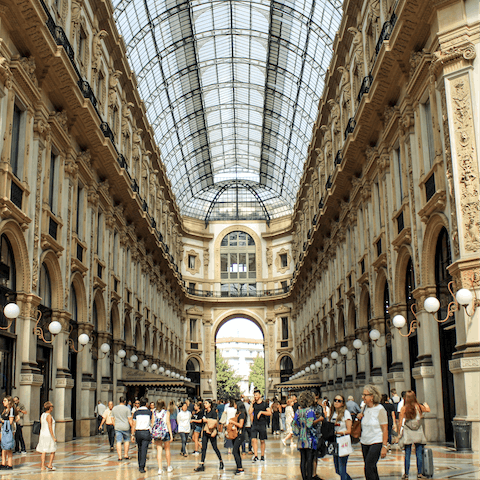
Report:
36,401,57,471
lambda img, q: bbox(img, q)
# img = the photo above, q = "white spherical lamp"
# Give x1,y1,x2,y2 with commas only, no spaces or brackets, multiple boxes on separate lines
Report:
322,357,329,365
310,364,316,371
456,288,473,307
392,315,406,329
159,366,165,373
165,370,170,376
301,370,306,375
305,366,310,373
268,377,272,382
3,303,20,319
315,361,321,369
151,363,158,370
353,339,363,350
369,329,381,342
100,343,111,354
340,346,349,356
78,333,90,346
48,321,62,335
176,373,180,378
117,349,126,359
180,375,184,380
331,351,338,360
424,297,440,313
130,354,138,363
142,359,149,367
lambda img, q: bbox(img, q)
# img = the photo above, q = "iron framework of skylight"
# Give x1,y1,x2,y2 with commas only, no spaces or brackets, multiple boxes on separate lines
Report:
112,0,342,222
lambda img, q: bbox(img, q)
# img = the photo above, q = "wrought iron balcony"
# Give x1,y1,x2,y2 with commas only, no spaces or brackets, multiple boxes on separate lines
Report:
78,79,97,108
101,123,115,143
326,175,333,190
425,172,436,202
10,182,23,210
335,150,343,166
357,74,373,103
344,117,356,139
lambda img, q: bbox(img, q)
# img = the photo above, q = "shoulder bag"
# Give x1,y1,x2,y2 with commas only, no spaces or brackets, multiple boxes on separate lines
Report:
226,415,239,440
350,406,364,443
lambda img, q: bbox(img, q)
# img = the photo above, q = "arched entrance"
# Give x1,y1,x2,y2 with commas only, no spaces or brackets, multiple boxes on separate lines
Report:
215,317,265,399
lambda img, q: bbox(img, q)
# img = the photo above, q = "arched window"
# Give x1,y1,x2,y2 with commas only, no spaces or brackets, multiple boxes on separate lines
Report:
280,356,293,383
39,264,52,308
0,234,16,291
220,231,256,297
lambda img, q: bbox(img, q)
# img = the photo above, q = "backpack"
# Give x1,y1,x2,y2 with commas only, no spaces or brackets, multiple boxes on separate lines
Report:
226,415,239,440
152,410,169,440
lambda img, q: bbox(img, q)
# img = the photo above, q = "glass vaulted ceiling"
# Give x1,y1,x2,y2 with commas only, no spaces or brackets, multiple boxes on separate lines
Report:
113,0,343,222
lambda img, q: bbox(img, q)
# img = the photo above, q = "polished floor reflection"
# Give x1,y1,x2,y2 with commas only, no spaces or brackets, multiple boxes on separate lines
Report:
4,435,479,479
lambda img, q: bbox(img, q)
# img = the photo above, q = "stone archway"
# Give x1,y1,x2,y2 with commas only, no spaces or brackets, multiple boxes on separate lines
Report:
209,311,268,399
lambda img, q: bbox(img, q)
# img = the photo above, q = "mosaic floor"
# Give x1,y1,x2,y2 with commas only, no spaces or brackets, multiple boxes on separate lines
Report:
3,434,479,479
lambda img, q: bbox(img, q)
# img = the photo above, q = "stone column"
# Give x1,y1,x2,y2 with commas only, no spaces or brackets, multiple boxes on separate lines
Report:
15,294,42,449
77,323,95,437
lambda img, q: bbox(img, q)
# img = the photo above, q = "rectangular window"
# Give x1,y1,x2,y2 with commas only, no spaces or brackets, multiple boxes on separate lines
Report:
248,253,256,273
281,317,289,340
221,253,228,279
281,280,288,293
75,184,84,239
10,105,23,177
49,152,57,214
229,253,238,277
375,182,382,227
96,212,103,256
189,318,197,342
396,147,403,205
424,99,435,168
238,253,247,277
97,71,104,105
280,253,288,268
188,255,195,269
79,27,87,64
188,282,195,294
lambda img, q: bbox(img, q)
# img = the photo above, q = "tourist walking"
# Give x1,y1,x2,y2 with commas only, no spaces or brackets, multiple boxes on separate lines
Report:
168,400,178,441
330,394,353,480
111,396,132,461
13,396,27,455
194,399,223,472
152,400,174,474
177,402,192,456
241,397,252,454
99,400,115,451
398,391,430,479
271,400,281,435
224,398,236,453
1,396,15,470
346,396,361,417
230,400,246,475
131,397,152,473
95,400,106,434
292,391,317,480
358,385,388,480
249,389,271,461
380,394,396,449
191,401,204,455
282,398,295,447
36,401,56,471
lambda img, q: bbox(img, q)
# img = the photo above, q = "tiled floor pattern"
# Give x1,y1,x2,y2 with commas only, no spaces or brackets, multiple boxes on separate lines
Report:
3,435,479,479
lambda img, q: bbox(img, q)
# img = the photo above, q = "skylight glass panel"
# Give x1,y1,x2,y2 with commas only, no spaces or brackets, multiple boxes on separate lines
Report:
113,0,343,221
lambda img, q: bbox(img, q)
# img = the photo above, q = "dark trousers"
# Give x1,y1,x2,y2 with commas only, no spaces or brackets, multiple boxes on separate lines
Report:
180,432,188,454
242,427,251,453
97,415,103,433
200,433,222,464
299,447,314,480
361,443,383,480
233,435,244,469
135,430,151,469
106,424,115,448
14,424,26,452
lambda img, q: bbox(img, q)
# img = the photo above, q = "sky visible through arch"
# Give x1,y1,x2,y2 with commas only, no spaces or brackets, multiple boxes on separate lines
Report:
216,317,264,341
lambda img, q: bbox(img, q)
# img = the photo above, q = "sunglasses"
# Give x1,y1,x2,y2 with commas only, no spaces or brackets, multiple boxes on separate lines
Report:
334,399,343,403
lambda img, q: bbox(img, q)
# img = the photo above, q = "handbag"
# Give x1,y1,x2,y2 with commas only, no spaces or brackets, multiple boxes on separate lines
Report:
32,420,41,435
337,434,353,457
320,421,335,441
350,406,364,443
226,415,239,440
219,410,227,425
1,421,15,451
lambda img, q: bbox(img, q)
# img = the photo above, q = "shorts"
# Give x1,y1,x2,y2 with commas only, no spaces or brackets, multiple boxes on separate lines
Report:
115,430,130,443
250,424,267,440
194,425,202,434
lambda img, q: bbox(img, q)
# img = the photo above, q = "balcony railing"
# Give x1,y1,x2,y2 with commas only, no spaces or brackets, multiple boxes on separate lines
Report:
344,118,356,139
425,172,436,202
358,74,373,103
335,150,343,166
48,217,58,240
186,286,291,298
10,182,23,209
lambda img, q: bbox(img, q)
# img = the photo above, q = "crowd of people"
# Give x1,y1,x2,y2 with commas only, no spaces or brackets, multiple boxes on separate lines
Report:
0,386,430,478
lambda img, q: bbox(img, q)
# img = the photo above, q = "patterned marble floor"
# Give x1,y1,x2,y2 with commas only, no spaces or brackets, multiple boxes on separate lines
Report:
3,434,479,479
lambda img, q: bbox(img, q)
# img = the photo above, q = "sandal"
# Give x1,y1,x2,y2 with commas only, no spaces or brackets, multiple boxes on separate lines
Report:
46,466,56,471
402,475,409,479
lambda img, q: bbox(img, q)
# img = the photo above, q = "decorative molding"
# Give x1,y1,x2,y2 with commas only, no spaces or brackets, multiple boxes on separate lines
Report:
184,249,200,275
275,248,291,274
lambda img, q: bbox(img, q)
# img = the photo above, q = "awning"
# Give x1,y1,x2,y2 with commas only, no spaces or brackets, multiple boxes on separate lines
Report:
121,367,191,387
274,376,320,390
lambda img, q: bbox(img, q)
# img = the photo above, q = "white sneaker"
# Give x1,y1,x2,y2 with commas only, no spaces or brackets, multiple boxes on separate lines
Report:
158,469,163,475
167,466,173,472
